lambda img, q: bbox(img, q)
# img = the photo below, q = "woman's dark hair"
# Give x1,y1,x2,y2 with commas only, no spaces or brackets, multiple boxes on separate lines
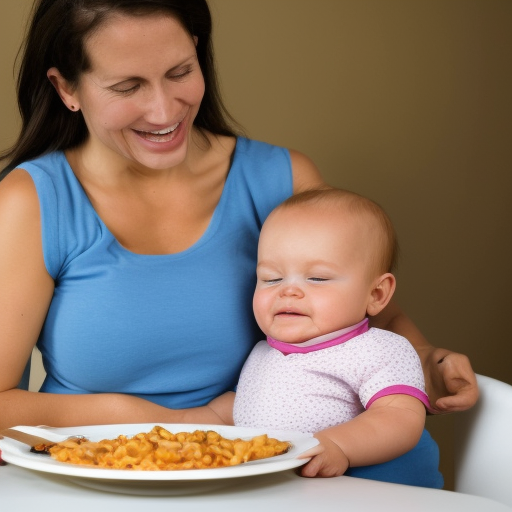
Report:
0,0,240,177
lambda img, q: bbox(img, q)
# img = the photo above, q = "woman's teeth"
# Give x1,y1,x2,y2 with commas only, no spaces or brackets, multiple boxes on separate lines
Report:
150,122,180,135
137,121,180,142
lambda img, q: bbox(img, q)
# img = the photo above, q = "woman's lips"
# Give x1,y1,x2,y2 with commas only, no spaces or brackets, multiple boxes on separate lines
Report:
134,120,182,143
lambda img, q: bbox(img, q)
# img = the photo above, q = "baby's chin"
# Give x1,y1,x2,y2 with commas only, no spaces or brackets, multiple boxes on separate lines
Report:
267,332,319,344
266,321,325,344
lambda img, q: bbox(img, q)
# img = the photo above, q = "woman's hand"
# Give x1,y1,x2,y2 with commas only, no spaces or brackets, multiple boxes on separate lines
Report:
422,347,479,414
297,433,349,478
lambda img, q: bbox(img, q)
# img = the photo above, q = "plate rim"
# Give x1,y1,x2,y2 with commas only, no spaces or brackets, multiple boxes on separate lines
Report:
0,423,318,482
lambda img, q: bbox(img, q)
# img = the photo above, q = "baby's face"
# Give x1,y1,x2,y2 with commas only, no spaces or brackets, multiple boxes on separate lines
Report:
253,207,377,344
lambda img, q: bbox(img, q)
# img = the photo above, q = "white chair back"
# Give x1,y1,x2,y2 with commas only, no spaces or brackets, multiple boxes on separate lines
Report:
454,374,512,508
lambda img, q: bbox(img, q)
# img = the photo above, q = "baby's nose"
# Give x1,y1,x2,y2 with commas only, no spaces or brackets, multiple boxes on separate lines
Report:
280,282,305,297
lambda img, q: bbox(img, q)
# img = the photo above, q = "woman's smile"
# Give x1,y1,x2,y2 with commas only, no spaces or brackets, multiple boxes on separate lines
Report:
134,120,182,142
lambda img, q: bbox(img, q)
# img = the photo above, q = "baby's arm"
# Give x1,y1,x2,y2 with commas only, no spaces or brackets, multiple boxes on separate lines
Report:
298,394,426,478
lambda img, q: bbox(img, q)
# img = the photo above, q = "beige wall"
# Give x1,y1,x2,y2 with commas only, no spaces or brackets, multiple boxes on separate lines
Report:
1,0,511,490
0,1,31,149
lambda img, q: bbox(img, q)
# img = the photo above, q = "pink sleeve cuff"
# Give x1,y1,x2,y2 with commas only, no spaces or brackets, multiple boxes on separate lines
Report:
366,385,430,410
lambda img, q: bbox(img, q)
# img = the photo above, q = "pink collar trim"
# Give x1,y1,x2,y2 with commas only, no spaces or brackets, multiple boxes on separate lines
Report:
267,318,370,355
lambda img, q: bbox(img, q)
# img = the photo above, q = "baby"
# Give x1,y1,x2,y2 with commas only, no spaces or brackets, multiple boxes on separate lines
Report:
231,188,430,478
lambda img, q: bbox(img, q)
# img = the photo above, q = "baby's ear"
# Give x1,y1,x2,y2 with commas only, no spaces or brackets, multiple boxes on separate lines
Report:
366,273,396,317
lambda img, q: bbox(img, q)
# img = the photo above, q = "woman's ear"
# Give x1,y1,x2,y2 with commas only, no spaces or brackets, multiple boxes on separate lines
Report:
366,273,396,317
47,67,80,112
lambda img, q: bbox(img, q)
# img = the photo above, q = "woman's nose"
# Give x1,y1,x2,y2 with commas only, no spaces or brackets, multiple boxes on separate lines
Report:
144,86,175,124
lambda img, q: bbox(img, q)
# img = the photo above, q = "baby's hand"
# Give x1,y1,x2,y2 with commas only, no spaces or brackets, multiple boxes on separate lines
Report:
297,432,349,477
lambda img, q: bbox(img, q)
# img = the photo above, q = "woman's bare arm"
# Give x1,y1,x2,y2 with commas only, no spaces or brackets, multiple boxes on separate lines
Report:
0,169,56,428
0,388,232,429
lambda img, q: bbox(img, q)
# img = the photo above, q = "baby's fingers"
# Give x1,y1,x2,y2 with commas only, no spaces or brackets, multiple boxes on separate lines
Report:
299,453,347,478
300,456,324,477
297,444,324,460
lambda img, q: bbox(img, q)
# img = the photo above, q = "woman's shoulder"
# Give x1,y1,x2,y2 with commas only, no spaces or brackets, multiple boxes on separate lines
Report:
233,136,289,160
2,151,99,279
3,152,71,224
1,152,69,193
0,152,70,250
0,168,40,220
287,148,326,193
14,151,68,175
233,137,326,193
0,169,43,270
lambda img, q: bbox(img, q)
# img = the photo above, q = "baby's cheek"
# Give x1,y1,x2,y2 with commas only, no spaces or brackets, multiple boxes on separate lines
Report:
252,294,270,331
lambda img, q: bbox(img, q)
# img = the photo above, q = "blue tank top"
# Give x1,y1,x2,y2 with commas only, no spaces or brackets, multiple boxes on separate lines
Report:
23,137,293,408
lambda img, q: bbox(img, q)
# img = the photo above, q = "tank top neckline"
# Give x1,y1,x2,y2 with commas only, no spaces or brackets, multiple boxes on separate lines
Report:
59,137,244,260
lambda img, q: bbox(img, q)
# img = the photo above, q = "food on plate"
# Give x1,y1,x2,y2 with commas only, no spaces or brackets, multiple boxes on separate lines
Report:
40,426,291,470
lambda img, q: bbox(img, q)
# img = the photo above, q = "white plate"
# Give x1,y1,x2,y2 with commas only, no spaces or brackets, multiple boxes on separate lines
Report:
0,423,318,495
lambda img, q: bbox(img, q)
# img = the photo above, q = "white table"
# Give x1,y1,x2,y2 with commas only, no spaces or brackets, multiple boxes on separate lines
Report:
2,463,511,512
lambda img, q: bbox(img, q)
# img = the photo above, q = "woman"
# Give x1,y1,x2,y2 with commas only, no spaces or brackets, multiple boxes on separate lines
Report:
0,0,476,482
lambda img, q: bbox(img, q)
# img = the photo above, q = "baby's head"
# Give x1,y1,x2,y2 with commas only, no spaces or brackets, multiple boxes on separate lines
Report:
276,188,399,274
253,188,399,344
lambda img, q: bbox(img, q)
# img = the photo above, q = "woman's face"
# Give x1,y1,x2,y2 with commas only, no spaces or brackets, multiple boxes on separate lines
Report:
58,13,205,171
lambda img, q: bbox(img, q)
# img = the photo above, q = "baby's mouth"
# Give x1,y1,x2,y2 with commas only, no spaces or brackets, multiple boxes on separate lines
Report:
276,310,305,317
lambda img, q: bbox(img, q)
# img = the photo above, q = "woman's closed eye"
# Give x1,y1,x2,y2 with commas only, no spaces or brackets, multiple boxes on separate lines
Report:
106,64,195,95
108,81,140,95
167,65,193,81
